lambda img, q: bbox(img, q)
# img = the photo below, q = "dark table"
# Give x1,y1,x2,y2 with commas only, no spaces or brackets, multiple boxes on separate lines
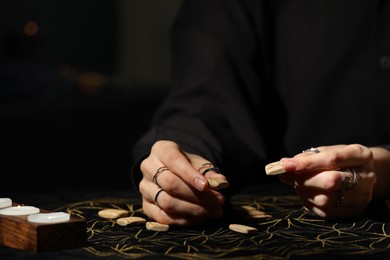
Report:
1,183,390,259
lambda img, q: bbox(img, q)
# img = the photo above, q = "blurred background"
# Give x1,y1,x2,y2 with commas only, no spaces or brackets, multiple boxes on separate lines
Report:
0,0,183,193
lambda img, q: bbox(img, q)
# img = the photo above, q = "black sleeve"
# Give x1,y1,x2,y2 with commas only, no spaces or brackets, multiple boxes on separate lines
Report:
130,0,283,192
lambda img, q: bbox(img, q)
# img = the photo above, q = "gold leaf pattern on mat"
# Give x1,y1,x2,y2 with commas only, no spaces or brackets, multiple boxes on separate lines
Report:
53,195,390,259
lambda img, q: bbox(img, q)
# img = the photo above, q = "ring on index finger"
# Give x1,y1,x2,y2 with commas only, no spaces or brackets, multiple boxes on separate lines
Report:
198,162,214,171
302,147,320,153
153,166,169,187
198,162,220,176
201,166,220,176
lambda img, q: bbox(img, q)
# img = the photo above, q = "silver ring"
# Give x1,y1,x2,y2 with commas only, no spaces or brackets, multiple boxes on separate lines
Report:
154,188,164,208
153,166,169,187
336,168,358,208
303,147,320,153
198,162,214,171
201,166,220,176
340,168,358,190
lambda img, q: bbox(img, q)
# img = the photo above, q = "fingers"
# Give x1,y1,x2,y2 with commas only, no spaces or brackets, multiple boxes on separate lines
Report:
295,185,368,209
279,144,375,192
148,141,209,191
140,183,223,226
284,144,373,173
275,144,376,220
283,166,375,219
140,172,225,206
139,140,227,226
279,168,361,191
297,188,370,219
141,143,226,201
142,140,227,191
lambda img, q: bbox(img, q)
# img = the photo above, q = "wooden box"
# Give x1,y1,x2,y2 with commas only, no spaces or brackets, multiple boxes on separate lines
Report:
0,206,86,253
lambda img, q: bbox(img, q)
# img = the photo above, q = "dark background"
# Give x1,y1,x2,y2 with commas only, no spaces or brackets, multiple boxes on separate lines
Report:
0,0,183,193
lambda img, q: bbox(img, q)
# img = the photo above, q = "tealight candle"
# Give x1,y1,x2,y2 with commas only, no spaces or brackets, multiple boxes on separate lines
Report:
28,212,70,224
0,205,40,216
0,198,12,209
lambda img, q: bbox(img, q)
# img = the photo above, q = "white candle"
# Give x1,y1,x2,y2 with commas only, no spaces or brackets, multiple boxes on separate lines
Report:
0,198,12,209
0,205,40,216
28,212,70,224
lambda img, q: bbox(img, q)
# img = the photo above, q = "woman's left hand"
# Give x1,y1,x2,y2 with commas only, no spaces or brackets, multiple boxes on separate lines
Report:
278,144,377,220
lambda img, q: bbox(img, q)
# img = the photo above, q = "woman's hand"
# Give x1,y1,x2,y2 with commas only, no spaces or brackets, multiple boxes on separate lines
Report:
139,140,227,226
278,144,377,220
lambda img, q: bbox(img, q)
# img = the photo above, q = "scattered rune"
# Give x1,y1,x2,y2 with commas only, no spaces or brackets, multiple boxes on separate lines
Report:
265,161,285,175
116,216,147,226
207,178,229,190
146,221,169,232
98,209,128,219
231,205,273,220
229,224,258,234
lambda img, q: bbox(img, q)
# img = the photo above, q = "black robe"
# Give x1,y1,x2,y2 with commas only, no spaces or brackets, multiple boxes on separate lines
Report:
131,0,390,192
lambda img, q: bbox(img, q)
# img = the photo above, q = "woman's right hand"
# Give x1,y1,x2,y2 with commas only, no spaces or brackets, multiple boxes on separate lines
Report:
139,140,227,226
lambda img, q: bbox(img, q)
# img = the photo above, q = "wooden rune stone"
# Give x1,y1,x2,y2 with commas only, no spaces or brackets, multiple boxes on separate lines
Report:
265,161,285,175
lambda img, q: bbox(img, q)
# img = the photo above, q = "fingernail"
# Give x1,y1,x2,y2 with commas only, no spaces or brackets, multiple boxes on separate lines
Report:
194,177,207,191
284,160,297,171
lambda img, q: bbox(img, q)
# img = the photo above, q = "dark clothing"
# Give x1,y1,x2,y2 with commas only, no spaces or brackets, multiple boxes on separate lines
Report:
131,0,390,192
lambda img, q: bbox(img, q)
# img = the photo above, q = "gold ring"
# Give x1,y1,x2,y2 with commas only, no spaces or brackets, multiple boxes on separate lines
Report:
154,188,164,208
153,166,169,187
